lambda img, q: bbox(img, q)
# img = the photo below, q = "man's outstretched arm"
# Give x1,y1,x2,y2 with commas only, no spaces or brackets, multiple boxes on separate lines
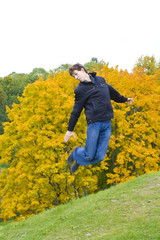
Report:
108,84,134,104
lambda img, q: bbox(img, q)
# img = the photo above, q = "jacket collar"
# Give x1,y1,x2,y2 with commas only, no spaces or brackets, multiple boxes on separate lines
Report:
89,72,96,78
81,72,96,84
89,72,96,84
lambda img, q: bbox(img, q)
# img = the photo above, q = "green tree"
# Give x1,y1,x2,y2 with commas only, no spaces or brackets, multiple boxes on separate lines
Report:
0,87,6,134
51,64,71,76
135,55,159,75
0,68,49,134
0,88,4,108
84,57,108,72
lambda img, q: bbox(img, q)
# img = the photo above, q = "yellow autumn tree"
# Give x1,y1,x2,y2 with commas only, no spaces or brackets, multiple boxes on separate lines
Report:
98,66,160,184
0,72,107,221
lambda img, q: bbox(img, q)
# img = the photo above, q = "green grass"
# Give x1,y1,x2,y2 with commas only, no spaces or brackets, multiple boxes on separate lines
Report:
0,171,160,240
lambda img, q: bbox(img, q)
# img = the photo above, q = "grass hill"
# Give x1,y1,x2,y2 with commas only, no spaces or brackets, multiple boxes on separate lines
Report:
0,171,160,240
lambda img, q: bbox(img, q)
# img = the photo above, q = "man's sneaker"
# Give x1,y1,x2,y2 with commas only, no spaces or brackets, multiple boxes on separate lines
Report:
67,151,74,165
67,146,80,165
70,162,79,174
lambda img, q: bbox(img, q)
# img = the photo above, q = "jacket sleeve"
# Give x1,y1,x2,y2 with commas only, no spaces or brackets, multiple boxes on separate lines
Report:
68,90,86,131
107,84,128,103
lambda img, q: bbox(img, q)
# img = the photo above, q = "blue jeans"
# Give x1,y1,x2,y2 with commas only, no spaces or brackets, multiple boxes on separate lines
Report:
73,120,111,166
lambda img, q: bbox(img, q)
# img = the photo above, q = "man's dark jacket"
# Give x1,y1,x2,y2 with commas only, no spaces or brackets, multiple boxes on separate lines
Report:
68,72,128,131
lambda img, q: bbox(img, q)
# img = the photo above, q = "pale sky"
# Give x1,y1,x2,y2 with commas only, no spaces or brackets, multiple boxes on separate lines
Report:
0,0,160,77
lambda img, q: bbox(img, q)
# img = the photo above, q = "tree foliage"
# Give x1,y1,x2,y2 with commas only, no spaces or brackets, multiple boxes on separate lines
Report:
99,66,160,184
135,55,160,75
0,68,49,134
84,57,108,72
51,64,71,75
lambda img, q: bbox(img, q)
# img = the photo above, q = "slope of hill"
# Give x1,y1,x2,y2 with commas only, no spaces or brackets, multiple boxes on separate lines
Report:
0,171,160,240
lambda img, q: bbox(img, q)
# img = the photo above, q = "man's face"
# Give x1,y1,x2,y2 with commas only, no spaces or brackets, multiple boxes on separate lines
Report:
72,68,87,82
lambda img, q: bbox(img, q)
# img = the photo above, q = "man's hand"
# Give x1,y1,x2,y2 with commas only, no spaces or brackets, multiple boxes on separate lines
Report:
127,98,134,105
64,131,75,143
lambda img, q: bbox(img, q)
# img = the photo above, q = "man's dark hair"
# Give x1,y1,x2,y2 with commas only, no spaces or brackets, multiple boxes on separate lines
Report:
68,63,88,76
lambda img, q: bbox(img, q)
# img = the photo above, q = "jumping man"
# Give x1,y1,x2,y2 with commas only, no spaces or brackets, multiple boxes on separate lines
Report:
64,63,133,174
